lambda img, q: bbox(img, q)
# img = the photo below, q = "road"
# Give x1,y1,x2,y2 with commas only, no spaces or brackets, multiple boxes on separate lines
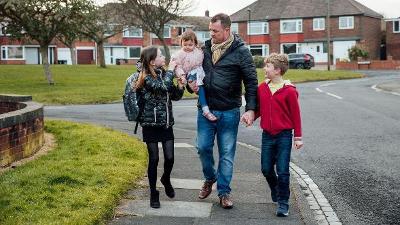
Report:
45,71,400,225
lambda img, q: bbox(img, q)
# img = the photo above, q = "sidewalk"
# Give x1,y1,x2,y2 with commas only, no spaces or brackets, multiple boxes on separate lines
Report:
376,81,400,94
108,128,316,225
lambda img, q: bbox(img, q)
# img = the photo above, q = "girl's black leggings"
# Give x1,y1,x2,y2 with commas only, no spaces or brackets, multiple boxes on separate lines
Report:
146,140,174,192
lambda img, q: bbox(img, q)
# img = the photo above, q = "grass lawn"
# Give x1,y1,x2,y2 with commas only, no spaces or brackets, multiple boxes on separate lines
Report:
0,65,363,104
0,120,147,225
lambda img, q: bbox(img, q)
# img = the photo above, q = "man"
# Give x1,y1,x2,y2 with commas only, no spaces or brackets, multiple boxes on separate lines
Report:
188,13,258,209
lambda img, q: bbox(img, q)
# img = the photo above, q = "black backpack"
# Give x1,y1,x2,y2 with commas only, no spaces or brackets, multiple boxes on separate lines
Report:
123,70,143,134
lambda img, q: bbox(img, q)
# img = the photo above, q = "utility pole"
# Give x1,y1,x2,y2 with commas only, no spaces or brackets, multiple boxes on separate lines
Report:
326,0,331,71
247,8,251,46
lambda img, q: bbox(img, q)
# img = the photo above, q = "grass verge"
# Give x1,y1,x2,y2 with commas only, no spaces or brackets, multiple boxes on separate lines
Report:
0,120,147,225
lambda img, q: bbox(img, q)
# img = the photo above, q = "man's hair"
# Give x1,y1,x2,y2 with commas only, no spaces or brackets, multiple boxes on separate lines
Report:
181,30,198,46
211,13,231,28
264,53,289,75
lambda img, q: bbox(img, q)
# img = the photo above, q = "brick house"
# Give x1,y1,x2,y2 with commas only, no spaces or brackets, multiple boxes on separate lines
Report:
0,14,210,65
386,18,400,60
230,0,383,64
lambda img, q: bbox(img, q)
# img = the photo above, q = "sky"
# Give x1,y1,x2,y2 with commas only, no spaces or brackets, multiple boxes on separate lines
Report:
96,0,400,18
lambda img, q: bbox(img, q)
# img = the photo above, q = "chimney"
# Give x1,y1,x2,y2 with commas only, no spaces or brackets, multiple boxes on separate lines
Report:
205,10,210,17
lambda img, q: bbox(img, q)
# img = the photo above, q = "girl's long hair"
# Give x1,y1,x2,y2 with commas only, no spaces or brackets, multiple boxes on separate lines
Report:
136,46,159,89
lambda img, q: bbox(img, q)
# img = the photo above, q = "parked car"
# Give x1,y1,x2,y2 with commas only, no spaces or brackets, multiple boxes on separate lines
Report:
288,53,315,69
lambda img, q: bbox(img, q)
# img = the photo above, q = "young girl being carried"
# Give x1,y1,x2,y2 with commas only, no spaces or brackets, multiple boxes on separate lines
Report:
171,30,217,121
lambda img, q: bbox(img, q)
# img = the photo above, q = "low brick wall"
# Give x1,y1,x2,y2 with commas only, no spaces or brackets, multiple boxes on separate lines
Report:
0,95,44,167
336,57,400,70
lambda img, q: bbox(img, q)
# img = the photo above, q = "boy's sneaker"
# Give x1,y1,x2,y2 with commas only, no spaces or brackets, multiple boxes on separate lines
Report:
276,203,289,217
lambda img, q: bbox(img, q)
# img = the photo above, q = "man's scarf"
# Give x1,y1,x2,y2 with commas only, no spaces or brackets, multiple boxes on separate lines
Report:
211,34,234,64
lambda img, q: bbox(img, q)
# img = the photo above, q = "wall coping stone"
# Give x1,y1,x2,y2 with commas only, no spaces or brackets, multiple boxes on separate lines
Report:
0,95,43,129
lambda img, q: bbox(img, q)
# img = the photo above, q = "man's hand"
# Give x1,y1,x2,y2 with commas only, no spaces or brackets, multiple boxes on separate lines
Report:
188,80,199,93
168,60,177,71
294,140,303,150
240,110,255,127
177,76,187,89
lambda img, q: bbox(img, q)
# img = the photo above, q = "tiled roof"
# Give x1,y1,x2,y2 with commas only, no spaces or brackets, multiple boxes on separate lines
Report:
175,16,211,31
230,0,382,22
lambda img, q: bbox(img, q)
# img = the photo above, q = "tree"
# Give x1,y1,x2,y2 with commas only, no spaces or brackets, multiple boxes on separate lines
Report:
0,0,94,84
121,0,192,63
80,3,124,68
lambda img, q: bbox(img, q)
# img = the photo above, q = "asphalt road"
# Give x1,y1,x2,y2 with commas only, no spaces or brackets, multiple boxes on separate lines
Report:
45,70,400,225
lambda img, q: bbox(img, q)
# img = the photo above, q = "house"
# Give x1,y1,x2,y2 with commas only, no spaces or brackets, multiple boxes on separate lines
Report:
230,0,383,64
386,18,400,60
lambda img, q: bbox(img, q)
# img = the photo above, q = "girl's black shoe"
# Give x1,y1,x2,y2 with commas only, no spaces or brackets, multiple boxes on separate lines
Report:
160,176,175,198
150,190,160,208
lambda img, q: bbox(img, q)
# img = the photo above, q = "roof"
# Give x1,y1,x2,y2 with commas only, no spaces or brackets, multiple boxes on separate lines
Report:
174,16,211,31
230,0,383,22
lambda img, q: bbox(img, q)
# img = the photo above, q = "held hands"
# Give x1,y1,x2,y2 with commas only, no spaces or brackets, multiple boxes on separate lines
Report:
177,76,186,89
294,140,303,150
188,80,199,93
240,110,255,127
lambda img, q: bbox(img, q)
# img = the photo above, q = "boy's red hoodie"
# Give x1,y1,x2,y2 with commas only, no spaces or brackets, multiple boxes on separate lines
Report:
255,80,302,138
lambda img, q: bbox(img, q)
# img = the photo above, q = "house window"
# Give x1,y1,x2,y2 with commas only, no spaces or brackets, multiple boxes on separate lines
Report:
152,26,171,38
231,23,239,34
1,46,24,60
313,18,325,31
176,27,187,36
339,16,354,29
195,31,210,44
394,20,400,33
248,21,268,35
280,19,302,33
249,44,269,57
281,43,301,54
123,27,142,37
127,46,141,59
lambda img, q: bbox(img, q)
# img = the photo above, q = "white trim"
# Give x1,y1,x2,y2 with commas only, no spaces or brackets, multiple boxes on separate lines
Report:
249,44,269,57
1,45,25,60
393,20,400,33
123,27,143,38
339,16,354,29
313,18,325,31
247,21,269,35
76,46,95,50
280,19,302,34
0,22,10,36
126,46,141,59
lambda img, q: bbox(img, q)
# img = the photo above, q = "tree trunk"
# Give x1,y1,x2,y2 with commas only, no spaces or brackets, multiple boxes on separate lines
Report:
70,47,77,65
40,46,54,85
160,38,171,64
97,41,106,68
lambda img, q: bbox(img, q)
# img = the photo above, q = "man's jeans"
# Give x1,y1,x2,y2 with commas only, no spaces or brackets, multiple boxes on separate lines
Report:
196,107,240,197
261,130,293,205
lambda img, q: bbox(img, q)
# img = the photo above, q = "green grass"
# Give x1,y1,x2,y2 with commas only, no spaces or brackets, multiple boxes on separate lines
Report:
0,120,147,225
0,65,363,104
256,68,364,84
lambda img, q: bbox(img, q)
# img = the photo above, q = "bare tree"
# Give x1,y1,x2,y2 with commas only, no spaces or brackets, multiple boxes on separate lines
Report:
80,3,124,68
0,0,94,84
121,0,193,63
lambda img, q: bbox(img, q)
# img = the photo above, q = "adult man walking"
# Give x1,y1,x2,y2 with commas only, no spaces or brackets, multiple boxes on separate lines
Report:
189,13,258,209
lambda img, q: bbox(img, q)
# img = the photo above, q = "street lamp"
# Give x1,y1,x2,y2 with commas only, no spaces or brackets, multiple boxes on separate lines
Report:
247,8,251,46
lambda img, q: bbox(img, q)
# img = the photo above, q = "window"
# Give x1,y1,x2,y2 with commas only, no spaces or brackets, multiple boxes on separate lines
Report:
176,27,187,36
394,20,400,33
248,21,268,35
127,46,141,59
249,45,269,57
1,46,24,60
195,31,210,44
231,23,239,34
0,22,9,36
313,18,325,31
281,43,301,54
151,26,171,38
280,19,302,33
123,27,142,37
339,16,354,29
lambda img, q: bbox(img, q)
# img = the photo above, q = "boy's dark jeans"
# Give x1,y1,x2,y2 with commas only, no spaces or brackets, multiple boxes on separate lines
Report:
261,130,293,205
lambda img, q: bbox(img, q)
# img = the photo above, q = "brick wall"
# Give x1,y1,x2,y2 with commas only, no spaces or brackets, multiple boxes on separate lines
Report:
0,95,44,168
336,57,400,70
361,17,382,60
386,20,400,60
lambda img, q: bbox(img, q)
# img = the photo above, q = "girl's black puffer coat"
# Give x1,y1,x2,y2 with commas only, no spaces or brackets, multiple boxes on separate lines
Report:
138,68,184,128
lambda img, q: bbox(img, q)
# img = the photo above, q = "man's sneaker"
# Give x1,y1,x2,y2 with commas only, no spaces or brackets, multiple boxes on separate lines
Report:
198,179,215,199
276,203,289,217
219,194,233,209
270,186,278,203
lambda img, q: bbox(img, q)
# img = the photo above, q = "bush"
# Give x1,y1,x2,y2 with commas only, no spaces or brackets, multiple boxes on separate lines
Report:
253,55,265,68
348,45,369,61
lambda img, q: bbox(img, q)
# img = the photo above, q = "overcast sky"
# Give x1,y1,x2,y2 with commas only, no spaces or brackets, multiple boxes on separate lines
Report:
96,0,400,18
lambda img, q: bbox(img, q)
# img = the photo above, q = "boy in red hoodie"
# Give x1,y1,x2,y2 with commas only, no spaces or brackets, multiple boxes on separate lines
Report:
256,53,303,217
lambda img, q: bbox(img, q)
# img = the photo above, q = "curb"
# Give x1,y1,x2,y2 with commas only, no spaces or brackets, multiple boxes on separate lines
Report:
371,84,400,96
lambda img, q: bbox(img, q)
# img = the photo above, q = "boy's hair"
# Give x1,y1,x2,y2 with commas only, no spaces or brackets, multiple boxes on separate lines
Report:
264,53,289,75
181,30,198,46
211,13,231,28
